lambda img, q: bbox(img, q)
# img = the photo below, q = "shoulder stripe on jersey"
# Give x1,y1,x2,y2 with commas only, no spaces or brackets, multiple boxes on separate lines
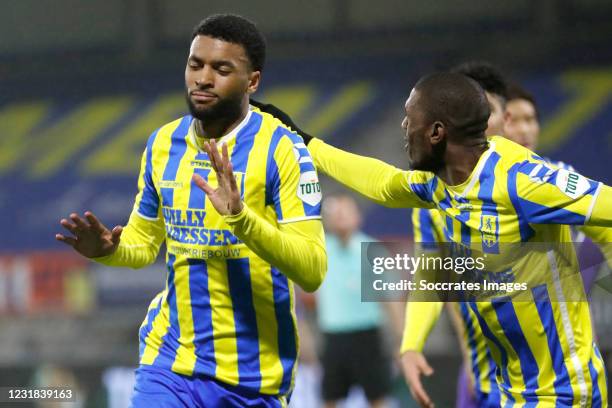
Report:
542,156,575,172
298,156,313,164
531,285,574,406
266,126,320,219
284,130,316,173
517,162,556,186
518,199,586,225
160,116,191,207
507,163,535,242
138,129,161,218
187,259,217,376
514,161,594,225
265,128,284,212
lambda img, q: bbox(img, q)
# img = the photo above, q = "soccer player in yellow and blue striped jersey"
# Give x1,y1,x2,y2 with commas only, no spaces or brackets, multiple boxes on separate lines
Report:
405,207,502,407
56,14,326,408
401,71,612,408
305,72,612,407
402,61,510,408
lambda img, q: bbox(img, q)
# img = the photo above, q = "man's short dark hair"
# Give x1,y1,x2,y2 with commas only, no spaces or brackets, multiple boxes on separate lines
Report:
451,61,508,100
506,82,538,117
192,14,266,72
414,72,490,139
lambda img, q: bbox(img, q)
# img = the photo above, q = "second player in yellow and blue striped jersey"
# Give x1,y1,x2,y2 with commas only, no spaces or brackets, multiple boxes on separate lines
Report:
310,134,612,407
403,156,612,408
405,207,502,406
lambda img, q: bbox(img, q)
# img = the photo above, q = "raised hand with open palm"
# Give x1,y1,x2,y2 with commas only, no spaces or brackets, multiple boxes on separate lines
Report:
192,139,243,216
56,211,123,258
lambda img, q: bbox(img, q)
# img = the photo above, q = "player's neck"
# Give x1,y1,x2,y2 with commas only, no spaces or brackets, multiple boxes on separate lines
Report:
436,140,488,186
195,100,249,140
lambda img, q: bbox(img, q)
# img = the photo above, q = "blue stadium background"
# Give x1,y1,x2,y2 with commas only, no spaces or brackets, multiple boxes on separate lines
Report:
2,61,612,250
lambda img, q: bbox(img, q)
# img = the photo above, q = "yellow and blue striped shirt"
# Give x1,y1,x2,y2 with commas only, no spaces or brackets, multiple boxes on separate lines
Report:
102,108,324,397
311,136,612,407
405,156,612,406
408,208,500,404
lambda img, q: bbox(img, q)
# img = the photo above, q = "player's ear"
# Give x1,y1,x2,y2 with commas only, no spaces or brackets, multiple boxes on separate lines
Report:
430,121,446,144
246,71,261,95
503,110,511,126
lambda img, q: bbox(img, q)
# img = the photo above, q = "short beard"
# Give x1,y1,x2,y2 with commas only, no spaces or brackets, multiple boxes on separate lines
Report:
410,140,446,172
186,90,243,124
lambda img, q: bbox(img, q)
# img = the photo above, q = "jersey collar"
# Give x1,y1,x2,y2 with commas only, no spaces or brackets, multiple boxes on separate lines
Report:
190,107,253,153
451,140,496,199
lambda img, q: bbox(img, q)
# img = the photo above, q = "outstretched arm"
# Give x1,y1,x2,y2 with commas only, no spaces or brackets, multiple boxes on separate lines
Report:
93,211,165,268
56,142,166,268
251,101,435,209
56,210,165,269
309,138,435,209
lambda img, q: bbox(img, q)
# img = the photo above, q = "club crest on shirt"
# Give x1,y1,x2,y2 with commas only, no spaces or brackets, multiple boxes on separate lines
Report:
480,214,498,247
297,171,322,206
555,168,590,199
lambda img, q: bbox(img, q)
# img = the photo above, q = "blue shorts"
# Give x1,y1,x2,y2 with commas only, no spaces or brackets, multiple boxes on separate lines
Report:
130,365,287,408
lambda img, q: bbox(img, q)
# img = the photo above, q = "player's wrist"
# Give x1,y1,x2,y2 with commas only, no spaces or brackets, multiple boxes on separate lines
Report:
225,202,248,223
400,344,423,355
91,249,119,264
229,200,244,216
